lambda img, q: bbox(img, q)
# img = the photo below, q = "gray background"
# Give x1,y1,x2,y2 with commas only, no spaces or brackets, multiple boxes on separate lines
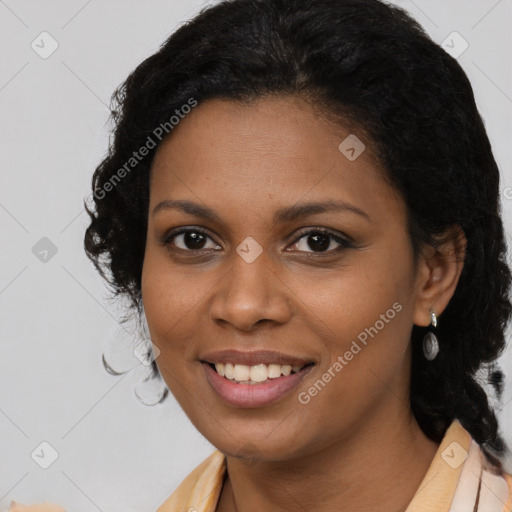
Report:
1,0,511,510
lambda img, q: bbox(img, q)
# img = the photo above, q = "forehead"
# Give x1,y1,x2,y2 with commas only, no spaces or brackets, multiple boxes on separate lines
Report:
148,95,404,228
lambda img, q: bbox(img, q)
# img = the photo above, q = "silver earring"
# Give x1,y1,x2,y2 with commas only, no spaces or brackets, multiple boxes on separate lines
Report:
422,309,439,361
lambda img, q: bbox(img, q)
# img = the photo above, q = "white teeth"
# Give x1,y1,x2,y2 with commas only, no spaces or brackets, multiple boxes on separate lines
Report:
281,365,292,376
225,363,234,380
213,362,306,383
268,364,282,378
249,364,268,382
233,364,250,381
216,363,225,377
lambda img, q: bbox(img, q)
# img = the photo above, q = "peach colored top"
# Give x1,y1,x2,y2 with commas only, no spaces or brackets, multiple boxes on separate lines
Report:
156,420,512,512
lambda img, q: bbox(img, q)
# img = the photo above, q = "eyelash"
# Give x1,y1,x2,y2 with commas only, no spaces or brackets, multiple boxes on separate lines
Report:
161,227,354,256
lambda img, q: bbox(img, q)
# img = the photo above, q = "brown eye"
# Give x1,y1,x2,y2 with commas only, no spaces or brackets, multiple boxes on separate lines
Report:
288,228,353,254
164,229,221,251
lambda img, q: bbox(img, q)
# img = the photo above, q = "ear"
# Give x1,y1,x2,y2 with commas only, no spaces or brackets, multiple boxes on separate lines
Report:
412,224,467,327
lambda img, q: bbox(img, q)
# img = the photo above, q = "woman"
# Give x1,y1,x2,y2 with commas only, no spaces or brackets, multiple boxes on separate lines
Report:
78,0,511,510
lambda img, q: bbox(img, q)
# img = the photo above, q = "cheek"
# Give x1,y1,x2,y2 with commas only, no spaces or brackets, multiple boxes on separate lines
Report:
141,260,206,405
141,251,200,359
295,251,410,345
296,244,414,393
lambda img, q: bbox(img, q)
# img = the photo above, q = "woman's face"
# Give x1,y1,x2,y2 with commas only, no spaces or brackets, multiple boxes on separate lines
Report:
141,95,429,461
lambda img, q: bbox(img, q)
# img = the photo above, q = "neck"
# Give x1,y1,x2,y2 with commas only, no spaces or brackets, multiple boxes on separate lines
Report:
218,406,439,512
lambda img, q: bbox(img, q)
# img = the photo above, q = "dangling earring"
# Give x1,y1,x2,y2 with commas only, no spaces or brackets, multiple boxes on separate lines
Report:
422,308,439,361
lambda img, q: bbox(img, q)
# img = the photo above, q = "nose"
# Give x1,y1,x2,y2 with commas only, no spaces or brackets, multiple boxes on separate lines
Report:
208,249,292,332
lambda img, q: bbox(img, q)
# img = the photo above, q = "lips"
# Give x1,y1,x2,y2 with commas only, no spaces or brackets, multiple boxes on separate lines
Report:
199,349,316,407
200,349,314,367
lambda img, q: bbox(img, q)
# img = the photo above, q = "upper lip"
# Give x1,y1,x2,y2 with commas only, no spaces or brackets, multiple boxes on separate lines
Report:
200,349,314,367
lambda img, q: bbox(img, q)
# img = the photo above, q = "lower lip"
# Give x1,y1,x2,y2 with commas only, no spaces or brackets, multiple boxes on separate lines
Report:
202,362,314,408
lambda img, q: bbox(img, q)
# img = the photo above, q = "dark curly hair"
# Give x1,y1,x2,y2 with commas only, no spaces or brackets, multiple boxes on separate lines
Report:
84,0,512,471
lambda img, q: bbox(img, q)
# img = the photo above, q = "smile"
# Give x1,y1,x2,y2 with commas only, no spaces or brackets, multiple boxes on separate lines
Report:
201,360,315,408
210,362,308,384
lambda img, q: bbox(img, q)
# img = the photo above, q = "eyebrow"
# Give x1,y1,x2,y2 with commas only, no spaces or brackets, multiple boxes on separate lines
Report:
152,198,370,224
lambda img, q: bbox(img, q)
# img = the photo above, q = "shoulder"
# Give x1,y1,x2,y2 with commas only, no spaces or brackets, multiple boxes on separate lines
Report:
454,427,512,512
408,419,512,511
157,449,226,512
485,468,512,512
504,472,512,511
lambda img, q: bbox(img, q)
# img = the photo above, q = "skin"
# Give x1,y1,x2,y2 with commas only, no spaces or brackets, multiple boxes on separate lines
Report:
141,95,467,512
